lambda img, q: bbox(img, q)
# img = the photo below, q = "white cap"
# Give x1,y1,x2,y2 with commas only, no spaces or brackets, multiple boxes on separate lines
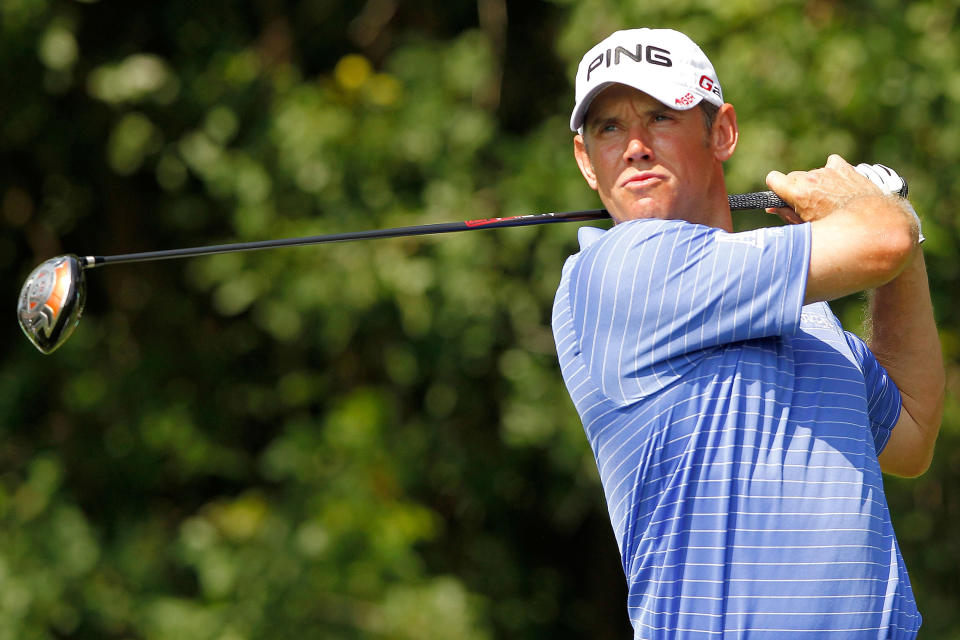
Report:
570,28,723,132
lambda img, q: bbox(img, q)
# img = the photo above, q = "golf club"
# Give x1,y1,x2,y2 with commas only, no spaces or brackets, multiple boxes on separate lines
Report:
14,188,895,354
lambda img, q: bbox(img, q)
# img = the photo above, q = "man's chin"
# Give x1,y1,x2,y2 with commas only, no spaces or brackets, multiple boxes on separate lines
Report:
611,201,674,224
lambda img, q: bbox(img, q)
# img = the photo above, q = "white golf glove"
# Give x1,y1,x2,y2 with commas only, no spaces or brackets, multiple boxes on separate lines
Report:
855,163,924,244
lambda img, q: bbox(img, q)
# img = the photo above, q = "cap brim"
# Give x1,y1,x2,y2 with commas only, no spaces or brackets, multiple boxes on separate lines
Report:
570,80,706,132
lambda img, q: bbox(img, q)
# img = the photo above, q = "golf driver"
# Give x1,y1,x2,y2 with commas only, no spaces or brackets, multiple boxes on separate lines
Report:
14,187,896,354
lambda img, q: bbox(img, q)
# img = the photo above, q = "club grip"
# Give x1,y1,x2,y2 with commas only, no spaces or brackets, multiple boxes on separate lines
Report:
729,181,909,212
728,191,786,211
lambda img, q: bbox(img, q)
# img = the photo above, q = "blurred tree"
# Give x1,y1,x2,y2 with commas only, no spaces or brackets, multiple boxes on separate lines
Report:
1,0,957,638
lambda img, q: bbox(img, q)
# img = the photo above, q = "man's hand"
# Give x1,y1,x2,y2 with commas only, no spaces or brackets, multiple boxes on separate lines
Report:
764,154,884,224
764,155,919,304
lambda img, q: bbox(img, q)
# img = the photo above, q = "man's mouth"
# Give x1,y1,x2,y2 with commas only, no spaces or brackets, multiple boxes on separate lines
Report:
620,172,663,189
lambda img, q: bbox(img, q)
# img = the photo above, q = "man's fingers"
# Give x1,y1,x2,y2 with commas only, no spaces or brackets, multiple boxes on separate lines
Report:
765,170,808,223
765,169,800,207
765,169,790,195
825,153,849,169
765,206,802,225
766,155,880,224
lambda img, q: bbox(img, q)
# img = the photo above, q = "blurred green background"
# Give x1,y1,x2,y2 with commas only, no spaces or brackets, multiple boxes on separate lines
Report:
2,1,958,638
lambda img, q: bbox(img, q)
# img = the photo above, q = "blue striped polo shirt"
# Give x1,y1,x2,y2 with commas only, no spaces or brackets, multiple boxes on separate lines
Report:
552,219,920,638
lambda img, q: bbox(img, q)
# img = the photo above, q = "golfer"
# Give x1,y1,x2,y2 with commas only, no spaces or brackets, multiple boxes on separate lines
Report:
552,28,944,638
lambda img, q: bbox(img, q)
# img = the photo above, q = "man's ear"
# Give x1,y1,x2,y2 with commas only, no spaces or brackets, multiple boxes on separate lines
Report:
711,103,739,162
574,133,599,191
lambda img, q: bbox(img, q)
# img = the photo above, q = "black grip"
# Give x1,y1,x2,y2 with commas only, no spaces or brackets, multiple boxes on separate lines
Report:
728,181,909,212
728,191,786,211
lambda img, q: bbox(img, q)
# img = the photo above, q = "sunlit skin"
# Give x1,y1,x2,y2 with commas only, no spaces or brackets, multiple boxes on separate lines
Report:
573,85,739,230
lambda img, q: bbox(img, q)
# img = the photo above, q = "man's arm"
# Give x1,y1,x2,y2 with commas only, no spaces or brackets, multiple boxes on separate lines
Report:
766,155,944,476
870,250,945,477
766,155,918,305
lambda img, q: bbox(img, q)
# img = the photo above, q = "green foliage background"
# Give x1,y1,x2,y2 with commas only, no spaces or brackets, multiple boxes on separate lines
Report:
2,1,958,638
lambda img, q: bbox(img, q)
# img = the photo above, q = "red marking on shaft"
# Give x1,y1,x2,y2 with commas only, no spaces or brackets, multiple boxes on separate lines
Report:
464,216,524,228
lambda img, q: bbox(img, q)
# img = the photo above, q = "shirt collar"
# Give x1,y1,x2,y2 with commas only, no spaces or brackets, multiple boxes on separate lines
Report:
578,226,606,250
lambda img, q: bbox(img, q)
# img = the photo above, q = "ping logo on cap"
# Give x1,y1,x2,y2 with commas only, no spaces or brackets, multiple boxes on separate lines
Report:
586,45,673,82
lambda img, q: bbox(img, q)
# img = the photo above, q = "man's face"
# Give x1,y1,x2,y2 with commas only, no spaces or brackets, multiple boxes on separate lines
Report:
574,85,722,225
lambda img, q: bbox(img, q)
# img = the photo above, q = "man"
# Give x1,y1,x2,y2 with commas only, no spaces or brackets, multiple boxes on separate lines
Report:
552,28,944,638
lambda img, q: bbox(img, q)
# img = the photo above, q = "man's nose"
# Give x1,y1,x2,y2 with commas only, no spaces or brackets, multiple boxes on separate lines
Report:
623,135,652,163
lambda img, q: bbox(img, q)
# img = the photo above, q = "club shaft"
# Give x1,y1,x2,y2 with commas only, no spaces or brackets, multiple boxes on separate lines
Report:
81,191,789,268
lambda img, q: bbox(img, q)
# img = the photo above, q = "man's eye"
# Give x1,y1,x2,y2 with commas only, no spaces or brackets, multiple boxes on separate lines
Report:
591,122,617,136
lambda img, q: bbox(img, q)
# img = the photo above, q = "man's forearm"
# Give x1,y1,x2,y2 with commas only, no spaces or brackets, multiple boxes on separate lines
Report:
868,249,945,452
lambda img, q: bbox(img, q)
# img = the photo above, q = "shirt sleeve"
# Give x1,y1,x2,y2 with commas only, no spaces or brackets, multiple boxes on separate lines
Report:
568,219,810,405
843,331,903,455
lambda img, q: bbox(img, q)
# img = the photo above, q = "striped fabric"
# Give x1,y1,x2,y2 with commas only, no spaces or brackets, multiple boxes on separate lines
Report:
552,219,920,638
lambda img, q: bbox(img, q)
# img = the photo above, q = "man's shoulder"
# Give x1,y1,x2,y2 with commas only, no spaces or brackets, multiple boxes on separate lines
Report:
582,218,799,255
576,218,712,261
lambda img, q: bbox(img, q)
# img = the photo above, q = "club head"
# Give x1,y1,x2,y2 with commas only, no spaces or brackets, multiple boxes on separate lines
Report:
17,255,86,354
